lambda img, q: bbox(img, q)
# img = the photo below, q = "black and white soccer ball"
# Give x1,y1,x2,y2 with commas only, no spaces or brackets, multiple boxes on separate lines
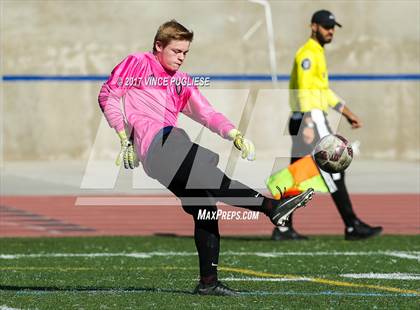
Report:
313,134,353,173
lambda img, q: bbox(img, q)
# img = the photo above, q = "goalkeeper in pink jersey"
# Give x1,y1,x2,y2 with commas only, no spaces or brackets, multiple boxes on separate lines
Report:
98,20,314,296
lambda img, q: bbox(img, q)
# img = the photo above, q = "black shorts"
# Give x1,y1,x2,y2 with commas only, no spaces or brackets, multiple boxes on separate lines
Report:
144,126,220,194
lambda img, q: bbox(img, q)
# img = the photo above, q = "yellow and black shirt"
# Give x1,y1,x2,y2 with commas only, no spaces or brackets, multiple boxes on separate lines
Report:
289,38,341,113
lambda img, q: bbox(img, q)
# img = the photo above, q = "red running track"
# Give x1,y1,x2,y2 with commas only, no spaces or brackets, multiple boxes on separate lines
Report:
0,194,418,237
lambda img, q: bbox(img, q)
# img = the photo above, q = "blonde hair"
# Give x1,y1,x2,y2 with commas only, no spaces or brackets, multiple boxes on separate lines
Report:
153,20,194,53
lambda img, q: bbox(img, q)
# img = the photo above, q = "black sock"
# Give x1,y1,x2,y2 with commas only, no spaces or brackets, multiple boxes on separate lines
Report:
219,175,273,215
200,274,218,286
194,216,220,284
261,197,276,216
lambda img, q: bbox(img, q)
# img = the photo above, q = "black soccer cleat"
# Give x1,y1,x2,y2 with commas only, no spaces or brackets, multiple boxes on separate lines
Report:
193,281,240,296
269,188,314,226
271,226,309,241
345,220,383,241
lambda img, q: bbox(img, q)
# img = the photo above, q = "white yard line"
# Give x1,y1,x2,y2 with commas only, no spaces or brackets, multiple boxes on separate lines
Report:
0,306,22,310
1,251,419,260
220,277,310,282
341,273,420,280
386,252,420,261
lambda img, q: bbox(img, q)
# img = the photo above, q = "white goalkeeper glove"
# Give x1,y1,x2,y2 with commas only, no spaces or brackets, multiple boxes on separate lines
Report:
228,128,256,161
116,130,139,169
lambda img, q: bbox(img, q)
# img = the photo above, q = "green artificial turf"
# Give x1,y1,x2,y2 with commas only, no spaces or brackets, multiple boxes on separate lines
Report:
0,235,419,309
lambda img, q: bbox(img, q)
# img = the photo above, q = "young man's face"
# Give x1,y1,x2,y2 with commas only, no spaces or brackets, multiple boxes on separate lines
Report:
312,23,335,45
155,40,190,72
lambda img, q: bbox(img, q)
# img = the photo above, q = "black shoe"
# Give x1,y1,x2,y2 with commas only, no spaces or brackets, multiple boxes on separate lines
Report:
269,188,314,226
193,281,239,296
271,226,309,241
345,220,383,241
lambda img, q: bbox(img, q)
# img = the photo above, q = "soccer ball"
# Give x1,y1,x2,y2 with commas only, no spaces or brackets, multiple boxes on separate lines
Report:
313,134,353,173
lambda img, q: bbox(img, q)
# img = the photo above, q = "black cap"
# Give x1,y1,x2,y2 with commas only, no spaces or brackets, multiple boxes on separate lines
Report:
311,10,342,28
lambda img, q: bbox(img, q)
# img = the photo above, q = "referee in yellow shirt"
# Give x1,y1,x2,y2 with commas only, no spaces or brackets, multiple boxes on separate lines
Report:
272,10,382,241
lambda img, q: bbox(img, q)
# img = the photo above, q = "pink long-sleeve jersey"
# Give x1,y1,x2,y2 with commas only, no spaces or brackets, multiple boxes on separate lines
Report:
98,52,235,162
